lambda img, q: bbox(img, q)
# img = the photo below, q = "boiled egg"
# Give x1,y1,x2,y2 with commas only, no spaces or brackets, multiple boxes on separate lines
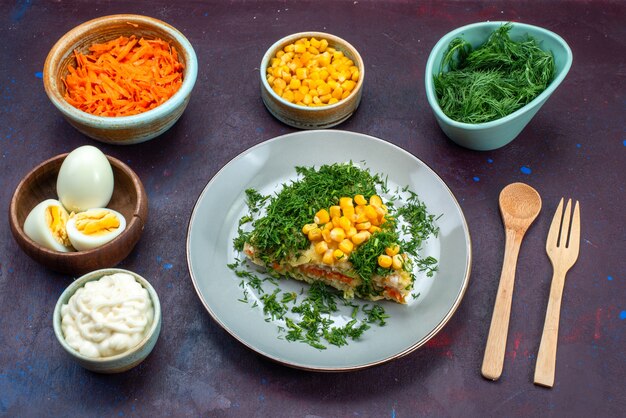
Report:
23,199,74,252
57,145,114,213
66,208,127,251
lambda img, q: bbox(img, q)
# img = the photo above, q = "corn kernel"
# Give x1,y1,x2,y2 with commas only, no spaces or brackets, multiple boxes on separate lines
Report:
330,227,345,242
342,205,355,219
314,209,330,224
351,231,371,245
338,239,354,254
282,90,294,102
346,226,357,238
322,249,335,265
369,226,382,234
315,241,328,255
378,254,392,269
339,216,351,231
369,195,383,207
322,229,332,243
307,227,322,241
302,223,317,235
329,205,341,219
355,221,371,231
333,249,345,260
354,194,367,206
339,197,353,208
392,254,403,270
364,205,378,221
385,244,400,256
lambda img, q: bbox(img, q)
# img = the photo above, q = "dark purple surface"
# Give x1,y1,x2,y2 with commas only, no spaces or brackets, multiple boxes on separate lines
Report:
1,1,624,416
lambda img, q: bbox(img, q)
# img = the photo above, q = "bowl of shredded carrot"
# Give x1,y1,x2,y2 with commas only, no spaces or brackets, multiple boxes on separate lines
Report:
43,14,198,145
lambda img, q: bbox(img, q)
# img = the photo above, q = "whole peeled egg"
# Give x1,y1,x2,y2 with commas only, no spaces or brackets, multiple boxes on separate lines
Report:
57,146,114,213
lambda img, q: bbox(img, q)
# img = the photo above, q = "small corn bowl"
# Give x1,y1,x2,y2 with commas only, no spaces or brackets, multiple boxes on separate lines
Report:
425,21,572,151
53,268,161,373
260,31,364,129
43,14,198,145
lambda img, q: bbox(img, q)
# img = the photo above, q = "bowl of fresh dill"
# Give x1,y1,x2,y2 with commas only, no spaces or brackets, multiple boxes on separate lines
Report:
425,22,572,151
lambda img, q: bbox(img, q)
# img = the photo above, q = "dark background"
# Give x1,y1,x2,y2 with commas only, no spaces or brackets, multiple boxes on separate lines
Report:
1,1,624,416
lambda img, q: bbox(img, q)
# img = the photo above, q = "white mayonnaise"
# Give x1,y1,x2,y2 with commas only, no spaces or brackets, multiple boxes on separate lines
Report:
61,272,154,358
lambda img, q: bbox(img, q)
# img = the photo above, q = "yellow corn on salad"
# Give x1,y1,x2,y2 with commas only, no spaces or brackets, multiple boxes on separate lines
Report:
301,194,403,270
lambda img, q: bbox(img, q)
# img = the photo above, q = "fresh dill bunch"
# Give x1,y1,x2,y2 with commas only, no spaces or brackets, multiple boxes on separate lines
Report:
434,23,555,124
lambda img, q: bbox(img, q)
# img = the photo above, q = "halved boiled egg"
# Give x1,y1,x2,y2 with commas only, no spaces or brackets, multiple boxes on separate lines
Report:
23,199,74,252
66,208,127,251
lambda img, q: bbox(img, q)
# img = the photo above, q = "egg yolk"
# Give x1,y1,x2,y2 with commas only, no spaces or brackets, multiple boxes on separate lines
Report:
73,210,120,236
46,205,71,247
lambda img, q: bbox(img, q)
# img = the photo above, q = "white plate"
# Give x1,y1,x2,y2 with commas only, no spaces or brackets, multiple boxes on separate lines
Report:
187,130,471,371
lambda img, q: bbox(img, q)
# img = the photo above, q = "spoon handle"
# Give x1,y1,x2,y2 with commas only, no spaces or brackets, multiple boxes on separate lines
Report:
481,229,523,380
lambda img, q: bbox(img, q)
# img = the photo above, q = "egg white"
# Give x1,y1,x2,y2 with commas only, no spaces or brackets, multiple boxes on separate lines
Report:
57,145,114,213
23,199,74,252
66,208,127,251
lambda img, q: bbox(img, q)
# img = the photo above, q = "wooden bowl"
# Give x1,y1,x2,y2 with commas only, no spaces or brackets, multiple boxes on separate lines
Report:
260,32,364,129
9,154,148,275
43,14,198,145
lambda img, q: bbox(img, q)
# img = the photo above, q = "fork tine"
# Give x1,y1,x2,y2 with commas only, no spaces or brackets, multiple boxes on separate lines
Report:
559,199,572,247
568,201,581,255
546,198,564,250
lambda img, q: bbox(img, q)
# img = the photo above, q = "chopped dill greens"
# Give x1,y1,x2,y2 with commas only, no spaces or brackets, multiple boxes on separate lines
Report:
416,255,439,278
350,230,401,297
434,23,555,124
261,289,287,320
363,304,390,326
396,188,440,256
229,163,442,350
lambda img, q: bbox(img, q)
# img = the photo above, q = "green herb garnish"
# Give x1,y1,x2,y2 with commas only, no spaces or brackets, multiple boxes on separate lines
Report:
434,23,555,123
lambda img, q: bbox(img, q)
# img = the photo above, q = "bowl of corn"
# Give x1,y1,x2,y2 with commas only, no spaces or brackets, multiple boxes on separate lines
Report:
260,32,364,129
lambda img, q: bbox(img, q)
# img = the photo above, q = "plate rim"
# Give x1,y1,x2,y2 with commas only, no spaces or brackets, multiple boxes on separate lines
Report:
186,129,472,371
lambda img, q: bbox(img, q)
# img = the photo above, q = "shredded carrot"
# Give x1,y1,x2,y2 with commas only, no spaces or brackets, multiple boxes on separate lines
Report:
63,35,184,117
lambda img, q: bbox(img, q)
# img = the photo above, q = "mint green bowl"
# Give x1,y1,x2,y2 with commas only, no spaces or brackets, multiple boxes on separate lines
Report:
425,21,573,151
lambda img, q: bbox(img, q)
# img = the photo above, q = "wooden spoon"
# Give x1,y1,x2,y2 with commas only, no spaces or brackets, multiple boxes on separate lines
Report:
481,183,541,380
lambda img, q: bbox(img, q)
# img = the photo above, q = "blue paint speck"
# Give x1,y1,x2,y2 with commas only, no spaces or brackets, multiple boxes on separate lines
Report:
163,263,173,270
487,158,493,163
576,143,581,148
156,256,162,263
520,166,532,175
619,311,626,320
35,71,43,79
607,275,613,281
473,176,480,182
258,394,265,401
623,140,626,146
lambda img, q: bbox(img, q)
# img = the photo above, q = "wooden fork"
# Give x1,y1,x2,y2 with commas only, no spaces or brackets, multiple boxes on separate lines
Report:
534,198,581,387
